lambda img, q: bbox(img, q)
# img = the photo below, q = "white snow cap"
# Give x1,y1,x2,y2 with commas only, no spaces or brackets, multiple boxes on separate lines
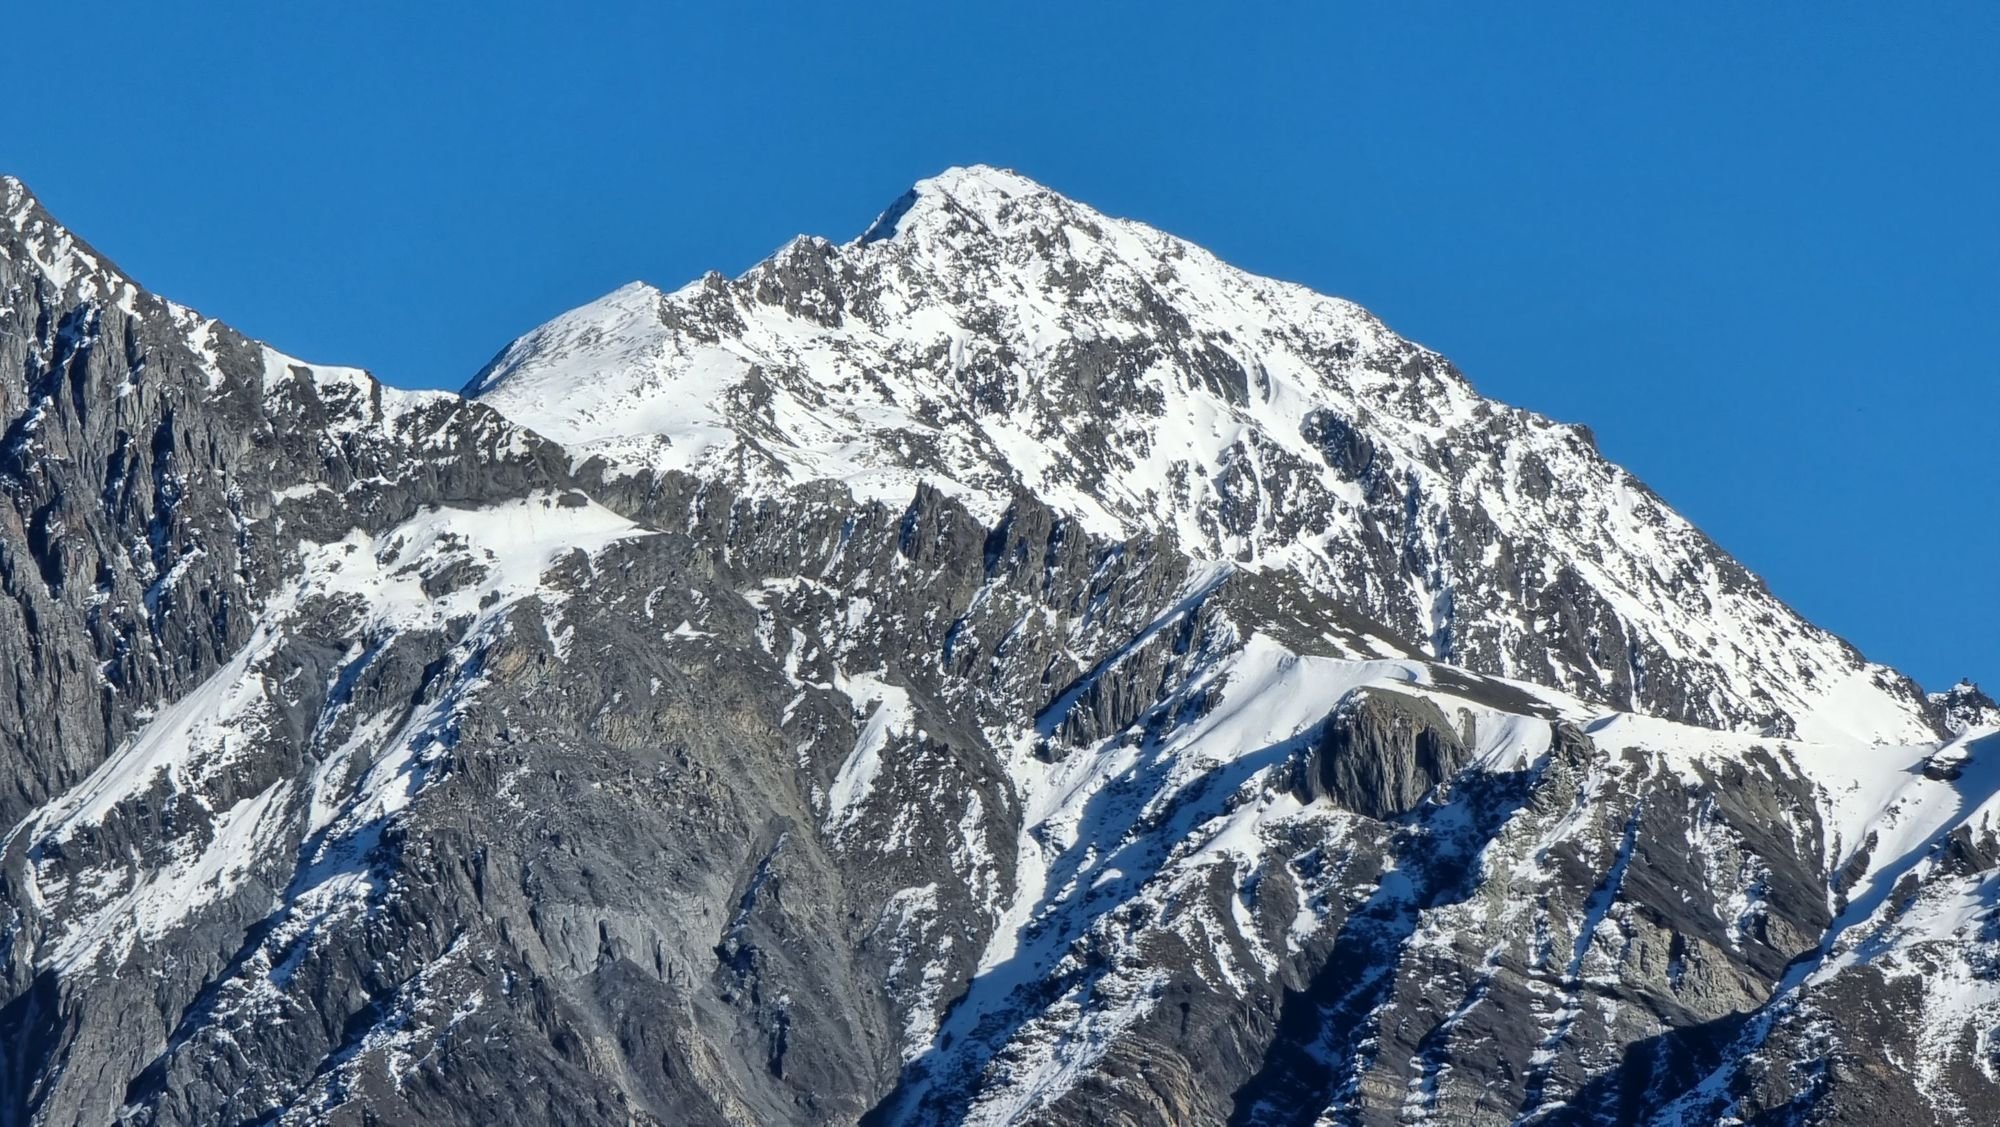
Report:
860,164,1051,242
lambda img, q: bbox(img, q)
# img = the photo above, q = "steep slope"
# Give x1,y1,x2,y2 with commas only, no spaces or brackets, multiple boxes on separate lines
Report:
469,166,1935,747
0,176,537,826
0,178,991,1125
0,170,1994,1127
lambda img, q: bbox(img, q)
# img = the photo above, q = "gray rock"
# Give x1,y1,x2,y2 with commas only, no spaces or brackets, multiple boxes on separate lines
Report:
1291,689,1470,819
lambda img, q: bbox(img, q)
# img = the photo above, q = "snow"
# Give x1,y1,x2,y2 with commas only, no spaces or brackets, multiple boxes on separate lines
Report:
899,622,1438,1121
876,883,951,1059
1584,708,1957,888
3,617,299,967
923,580,1979,1123
295,492,651,633
823,668,917,836
1807,726,2000,975
5,491,652,972
21,629,282,844
1634,724,2000,1124
42,780,292,971
259,344,448,428
273,481,335,503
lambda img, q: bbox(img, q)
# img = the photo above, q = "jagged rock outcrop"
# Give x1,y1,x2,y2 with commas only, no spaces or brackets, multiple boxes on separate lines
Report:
1291,689,1470,819
1932,678,2000,737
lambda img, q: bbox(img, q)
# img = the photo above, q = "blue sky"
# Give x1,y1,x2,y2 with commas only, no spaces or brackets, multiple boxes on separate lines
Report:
5,3,1993,692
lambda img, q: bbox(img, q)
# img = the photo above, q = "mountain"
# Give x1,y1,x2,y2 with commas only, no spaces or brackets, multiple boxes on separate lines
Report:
468,167,1936,750
0,168,1994,1126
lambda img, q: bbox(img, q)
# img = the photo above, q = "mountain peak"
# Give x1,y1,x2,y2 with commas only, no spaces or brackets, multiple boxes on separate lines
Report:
918,163,1052,202
1932,678,2000,736
462,278,671,402
860,164,1062,244
2,174,46,235
0,175,137,306
469,168,1940,746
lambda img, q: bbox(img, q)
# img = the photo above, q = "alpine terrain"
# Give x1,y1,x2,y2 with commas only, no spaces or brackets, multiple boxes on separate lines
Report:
0,165,1992,1126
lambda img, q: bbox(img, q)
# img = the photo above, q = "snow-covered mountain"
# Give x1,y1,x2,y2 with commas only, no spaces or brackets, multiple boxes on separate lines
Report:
469,166,1934,748
0,168,1994,1126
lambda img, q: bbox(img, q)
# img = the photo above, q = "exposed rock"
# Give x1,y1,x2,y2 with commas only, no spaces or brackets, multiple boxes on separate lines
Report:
1931,678,2000,736
1292,688,1470,819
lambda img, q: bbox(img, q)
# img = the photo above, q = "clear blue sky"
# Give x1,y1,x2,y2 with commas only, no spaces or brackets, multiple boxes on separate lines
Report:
5,3,1993,693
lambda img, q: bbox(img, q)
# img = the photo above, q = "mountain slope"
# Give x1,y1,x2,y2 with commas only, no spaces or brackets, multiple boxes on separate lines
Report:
468,167,1934,749
0,171,1993,1127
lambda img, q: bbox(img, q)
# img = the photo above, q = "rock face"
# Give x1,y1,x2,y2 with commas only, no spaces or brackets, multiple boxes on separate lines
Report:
1291,689,1470,819
0,169,1995,1126
1932,679,2000,736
